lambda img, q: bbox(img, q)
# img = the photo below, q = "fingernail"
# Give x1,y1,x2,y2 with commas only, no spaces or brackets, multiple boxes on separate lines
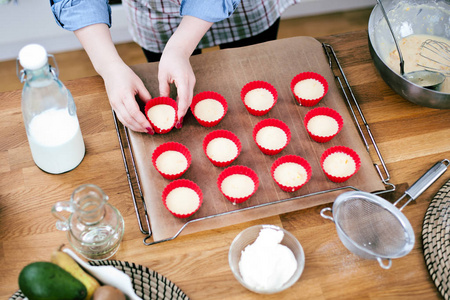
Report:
146,127,154,135
175,117,184,129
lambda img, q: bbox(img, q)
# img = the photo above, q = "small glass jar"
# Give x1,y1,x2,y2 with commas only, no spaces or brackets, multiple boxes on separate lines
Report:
52,184,125,260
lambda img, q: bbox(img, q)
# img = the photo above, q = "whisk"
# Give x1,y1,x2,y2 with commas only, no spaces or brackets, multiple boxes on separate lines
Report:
418,39,450,77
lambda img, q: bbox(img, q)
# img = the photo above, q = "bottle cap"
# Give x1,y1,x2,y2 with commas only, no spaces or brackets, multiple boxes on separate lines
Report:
18,44,48,70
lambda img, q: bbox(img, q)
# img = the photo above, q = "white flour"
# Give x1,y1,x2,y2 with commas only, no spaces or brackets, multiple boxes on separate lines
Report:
238,227,297,291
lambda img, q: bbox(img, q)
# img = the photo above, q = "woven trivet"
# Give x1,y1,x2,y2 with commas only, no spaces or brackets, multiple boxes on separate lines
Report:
10,259,189,300
423,178,450,300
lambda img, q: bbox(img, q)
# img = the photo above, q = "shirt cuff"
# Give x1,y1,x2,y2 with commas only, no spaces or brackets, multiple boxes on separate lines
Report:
180,0,241,23
50,0,111,31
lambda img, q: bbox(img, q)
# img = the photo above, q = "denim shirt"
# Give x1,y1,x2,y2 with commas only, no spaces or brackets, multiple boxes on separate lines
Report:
50,0,240,31
50,0,297,53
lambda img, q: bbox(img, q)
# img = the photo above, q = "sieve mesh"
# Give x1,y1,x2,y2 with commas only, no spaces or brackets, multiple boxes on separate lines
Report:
335,197,410,257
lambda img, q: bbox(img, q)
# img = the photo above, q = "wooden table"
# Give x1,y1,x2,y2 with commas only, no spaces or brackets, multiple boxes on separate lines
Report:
1,30,449,299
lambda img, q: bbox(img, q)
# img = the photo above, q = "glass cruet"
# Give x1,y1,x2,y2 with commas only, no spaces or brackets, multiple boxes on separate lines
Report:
52,184,125,261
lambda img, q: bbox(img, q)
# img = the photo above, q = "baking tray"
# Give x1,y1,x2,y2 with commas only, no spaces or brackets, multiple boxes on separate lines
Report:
114,38,394,245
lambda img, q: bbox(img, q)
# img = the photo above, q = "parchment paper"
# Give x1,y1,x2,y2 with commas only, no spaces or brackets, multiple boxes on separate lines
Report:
128,37,386,242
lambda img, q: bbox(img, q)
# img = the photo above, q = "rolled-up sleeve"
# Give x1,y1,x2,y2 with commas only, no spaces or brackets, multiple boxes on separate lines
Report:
50,0,111,31
180,0,241,23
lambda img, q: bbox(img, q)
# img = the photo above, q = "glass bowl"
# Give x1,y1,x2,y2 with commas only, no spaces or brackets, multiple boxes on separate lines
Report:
228,224,305,294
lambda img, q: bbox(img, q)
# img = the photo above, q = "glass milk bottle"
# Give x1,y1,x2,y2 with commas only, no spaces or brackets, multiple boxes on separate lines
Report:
52,184,125,260
17,44,85,174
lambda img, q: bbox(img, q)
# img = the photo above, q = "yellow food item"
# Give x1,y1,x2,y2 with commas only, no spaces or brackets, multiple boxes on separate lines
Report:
92,286,126,300
51,245,100,300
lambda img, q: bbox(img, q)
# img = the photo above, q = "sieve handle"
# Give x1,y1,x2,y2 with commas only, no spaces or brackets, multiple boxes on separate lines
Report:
377,257,392,269
405,159,449,199
320,207,334,222
395,159,449,210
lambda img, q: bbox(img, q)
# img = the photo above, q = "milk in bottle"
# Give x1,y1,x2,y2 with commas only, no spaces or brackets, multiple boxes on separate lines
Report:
18,44,85,174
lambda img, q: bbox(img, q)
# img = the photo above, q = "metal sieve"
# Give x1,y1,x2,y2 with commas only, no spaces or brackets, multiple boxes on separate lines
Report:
321,159,449,269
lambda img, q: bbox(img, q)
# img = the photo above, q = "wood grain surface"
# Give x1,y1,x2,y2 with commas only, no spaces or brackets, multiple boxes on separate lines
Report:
1,30,449,300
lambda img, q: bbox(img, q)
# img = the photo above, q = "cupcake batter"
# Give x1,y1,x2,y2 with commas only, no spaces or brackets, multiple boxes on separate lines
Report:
385,34,450,93
274,162,307,187
166,187,200,215
147,104,176,130
221,174,255,198
244,88,275,110
156,150,188,175
194,99,224,122
294,79,325,100
307,115,339,137
323,152,356,177
206,137,238,162
256,126,287,150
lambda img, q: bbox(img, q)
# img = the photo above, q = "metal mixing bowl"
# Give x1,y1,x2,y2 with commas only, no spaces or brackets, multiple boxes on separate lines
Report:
368,0,450,109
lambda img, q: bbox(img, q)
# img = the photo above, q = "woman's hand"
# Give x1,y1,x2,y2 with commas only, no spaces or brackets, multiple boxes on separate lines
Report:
74,24,153,133
102,62,152,133
158,16,213,129
158,45,195,129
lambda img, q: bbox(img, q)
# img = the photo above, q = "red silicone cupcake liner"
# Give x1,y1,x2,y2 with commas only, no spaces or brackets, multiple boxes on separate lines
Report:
144,97,178,134
290,72,329,107
240,81,278,116
202,130,242,167
304,107,344,143
252,118,291,155
271,155,312,192
162,179,203,218
152,142,192,180
320,146,361,183
190,91,228,127
217,165,259,204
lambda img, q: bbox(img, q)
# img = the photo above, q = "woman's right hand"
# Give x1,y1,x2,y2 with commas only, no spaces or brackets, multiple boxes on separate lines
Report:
101,62,153,133
74,23,153,134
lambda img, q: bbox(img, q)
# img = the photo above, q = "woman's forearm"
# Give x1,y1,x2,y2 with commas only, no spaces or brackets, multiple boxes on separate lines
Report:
164,15,213,57
74,23,152,133
158,16,213,126
74,23,123,77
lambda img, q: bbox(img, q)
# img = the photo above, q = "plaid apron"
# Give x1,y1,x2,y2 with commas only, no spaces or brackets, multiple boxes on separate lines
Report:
123,0,299,53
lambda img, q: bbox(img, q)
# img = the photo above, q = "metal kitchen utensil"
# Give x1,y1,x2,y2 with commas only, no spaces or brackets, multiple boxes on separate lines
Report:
321,159,449,269
376,0,446,90
368,0,450,109
418,39,450,77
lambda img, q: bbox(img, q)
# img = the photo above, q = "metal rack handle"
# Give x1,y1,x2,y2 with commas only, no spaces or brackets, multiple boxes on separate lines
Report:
322,43,392,188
